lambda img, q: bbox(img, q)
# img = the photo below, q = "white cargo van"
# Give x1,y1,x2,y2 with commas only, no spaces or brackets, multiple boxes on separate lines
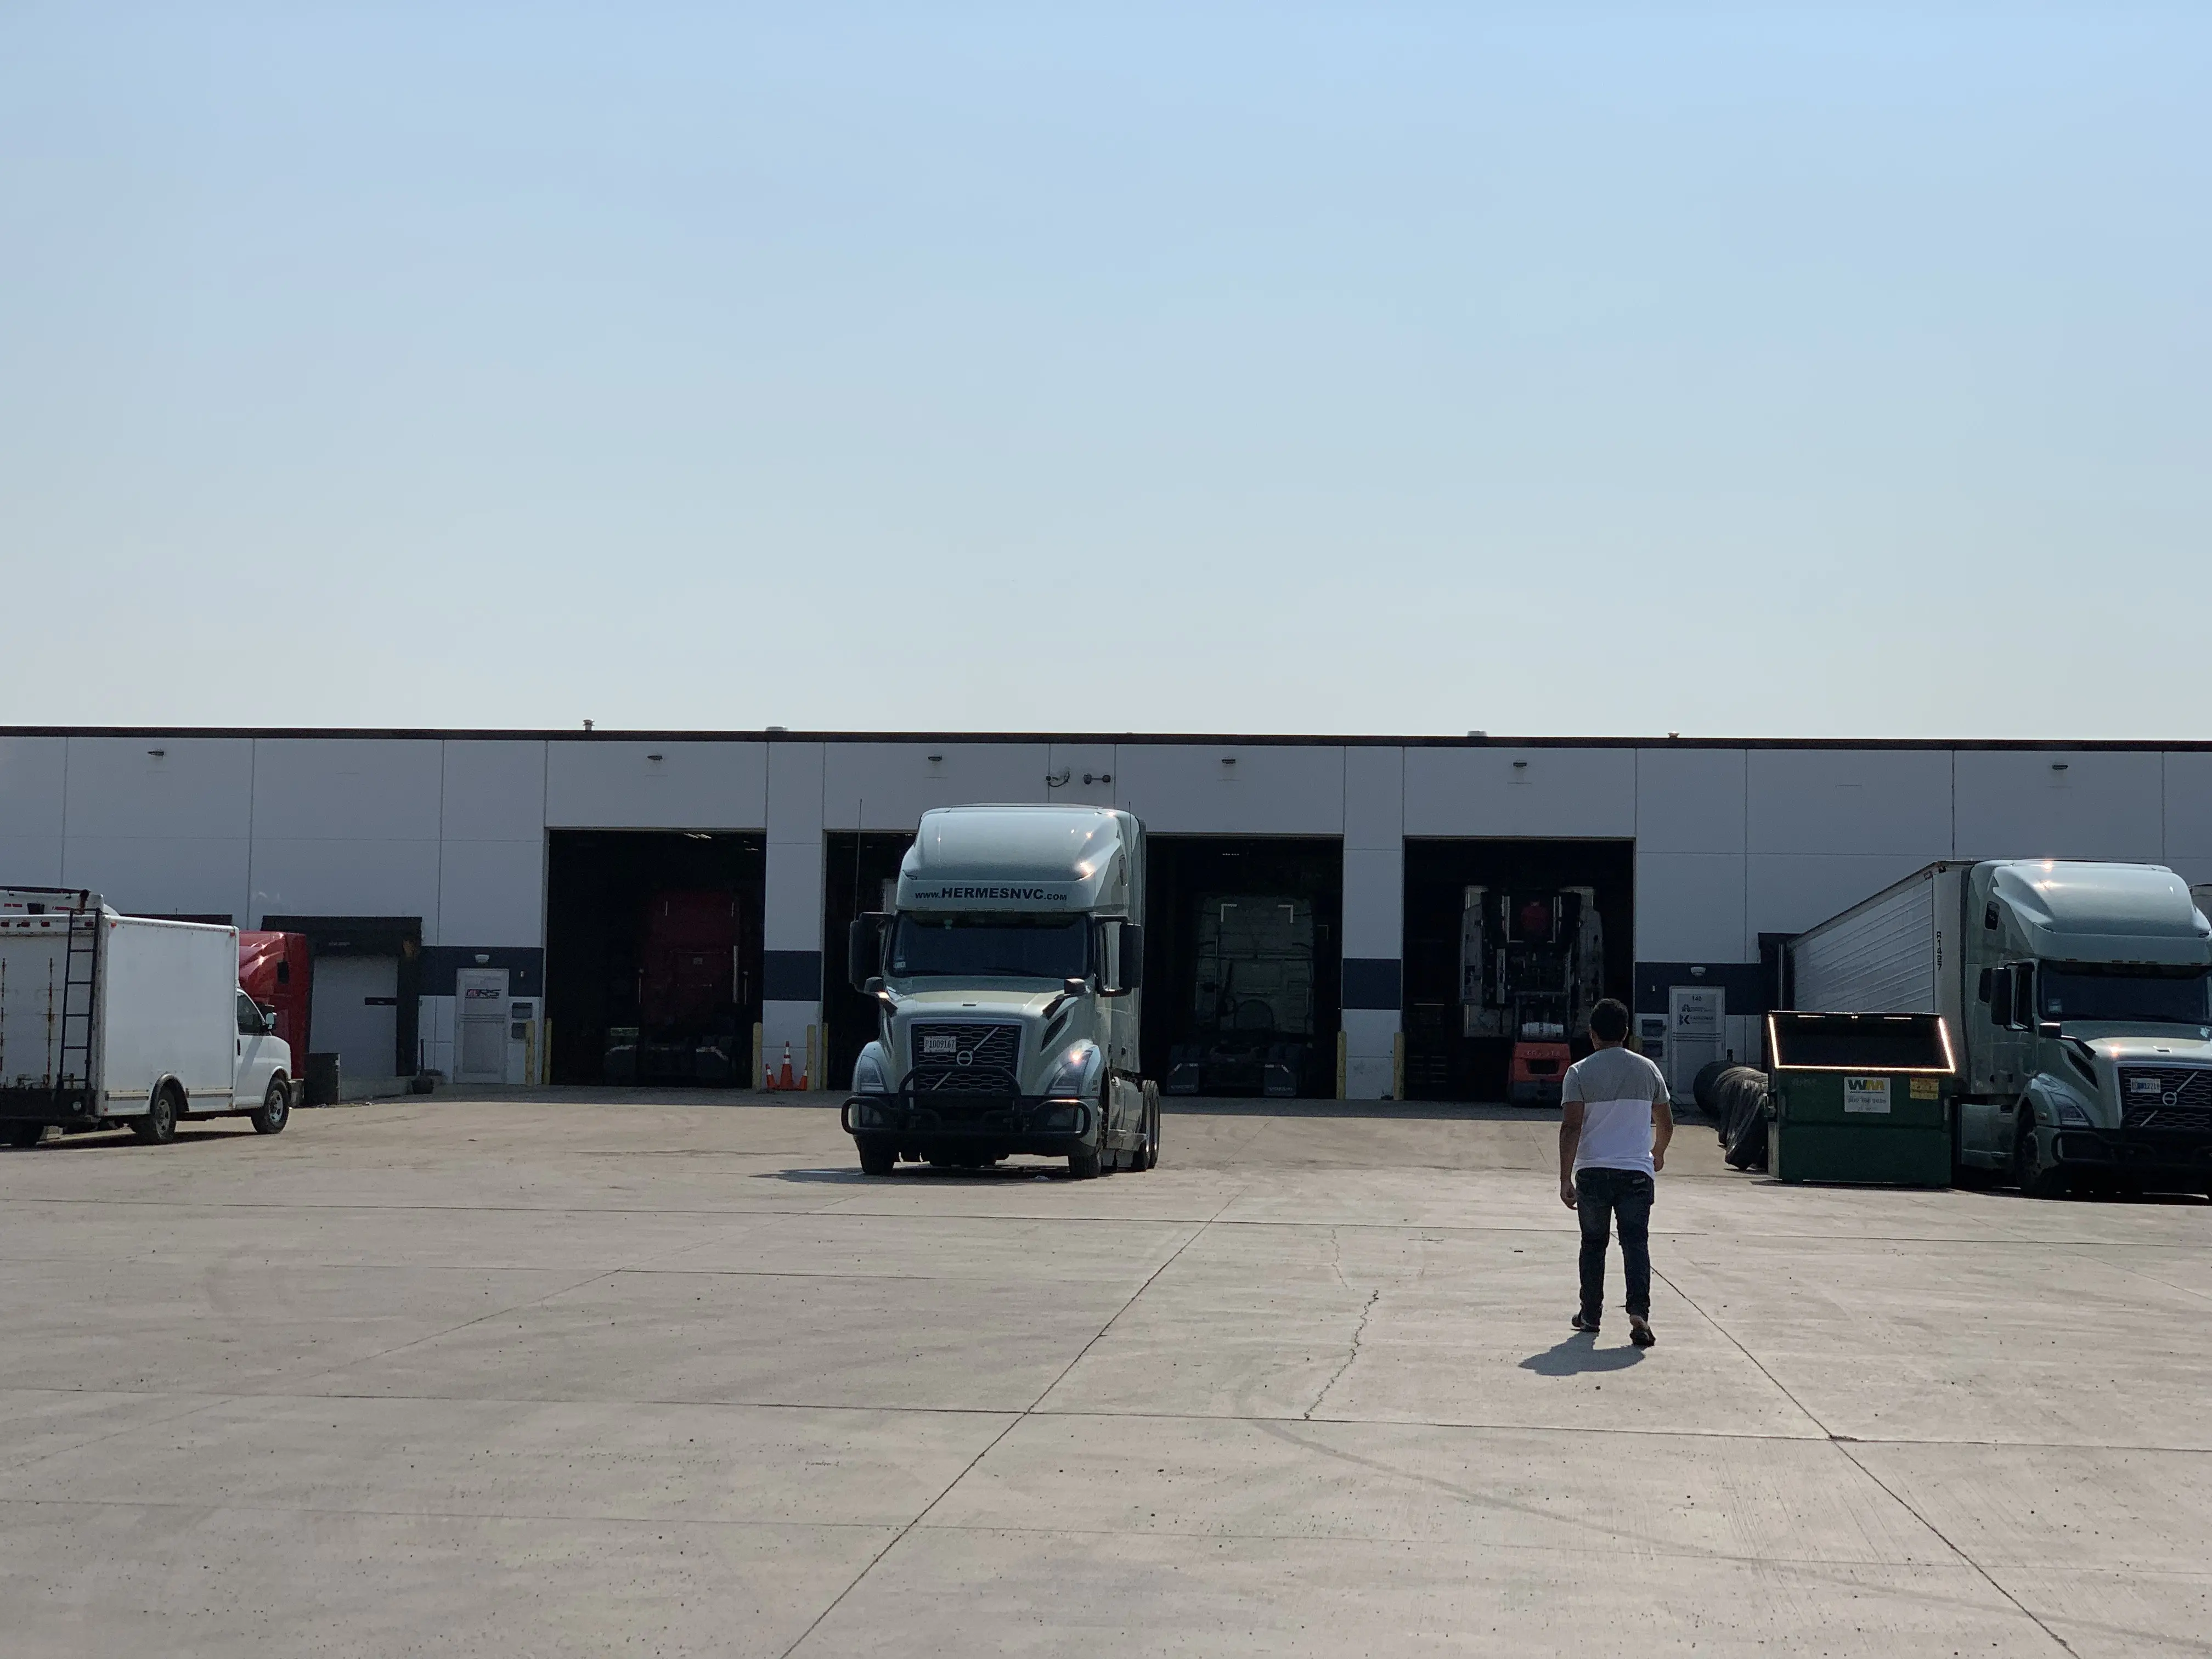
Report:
1,888,294,1147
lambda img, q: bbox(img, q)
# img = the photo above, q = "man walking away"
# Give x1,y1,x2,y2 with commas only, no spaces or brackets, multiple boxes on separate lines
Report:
1558,997,1672,1347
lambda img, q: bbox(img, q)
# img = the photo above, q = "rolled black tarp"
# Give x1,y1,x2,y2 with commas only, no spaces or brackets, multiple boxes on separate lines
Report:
1691,1060,1733,1119
1714,1065,1771,1171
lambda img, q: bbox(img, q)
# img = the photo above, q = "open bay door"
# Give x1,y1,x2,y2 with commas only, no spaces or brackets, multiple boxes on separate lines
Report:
455,967,511,1085
1666,985,1725,1104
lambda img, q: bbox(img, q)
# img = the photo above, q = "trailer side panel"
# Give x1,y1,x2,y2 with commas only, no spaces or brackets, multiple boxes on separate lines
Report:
1790,866,1944,1014
101,917,238,1110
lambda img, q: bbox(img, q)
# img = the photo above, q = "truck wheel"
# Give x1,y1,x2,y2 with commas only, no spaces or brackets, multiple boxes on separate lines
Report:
1140,1081,1161,1171
2013,1108,2067,1199
1066,1143,1102,1180
3,1122,44,1149
131,1086,179,1145
251,1079,291,1135
856,1136,896,1177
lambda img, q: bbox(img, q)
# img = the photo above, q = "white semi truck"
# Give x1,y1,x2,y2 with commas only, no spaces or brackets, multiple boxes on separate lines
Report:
1,888,294,1147
840,805,1159,1179
1788,860,2212,1196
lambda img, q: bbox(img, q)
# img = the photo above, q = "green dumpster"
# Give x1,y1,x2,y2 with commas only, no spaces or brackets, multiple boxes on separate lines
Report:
1768,1012,1955,1187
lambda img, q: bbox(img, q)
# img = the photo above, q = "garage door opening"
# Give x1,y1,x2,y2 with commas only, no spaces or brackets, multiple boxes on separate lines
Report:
261,914,420,1089
823,831,917,1092
546,831,764,1086
1402,839,1634,1103
1142,837,1341,1099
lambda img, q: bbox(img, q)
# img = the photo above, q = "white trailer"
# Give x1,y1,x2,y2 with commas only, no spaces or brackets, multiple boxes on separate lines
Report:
1787,862,1972,1042
1,888,294,1147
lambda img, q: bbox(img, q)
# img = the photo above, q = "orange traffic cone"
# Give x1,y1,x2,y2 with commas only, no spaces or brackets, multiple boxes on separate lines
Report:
776,1042,796,1091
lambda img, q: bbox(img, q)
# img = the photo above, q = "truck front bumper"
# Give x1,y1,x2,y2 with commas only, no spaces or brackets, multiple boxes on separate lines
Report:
841,1088,1094,1154
2055,1128,2212,1186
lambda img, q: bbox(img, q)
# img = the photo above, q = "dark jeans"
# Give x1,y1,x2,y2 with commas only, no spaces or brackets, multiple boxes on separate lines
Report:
1576,1167,1654,1322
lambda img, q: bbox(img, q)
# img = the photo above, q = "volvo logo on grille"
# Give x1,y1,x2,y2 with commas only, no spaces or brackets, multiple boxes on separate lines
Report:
955,1049,973,1066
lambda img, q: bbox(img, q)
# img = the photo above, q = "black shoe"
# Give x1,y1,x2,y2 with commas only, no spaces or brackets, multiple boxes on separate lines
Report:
1570,1311,1601,1333
1629,1317,1656,1348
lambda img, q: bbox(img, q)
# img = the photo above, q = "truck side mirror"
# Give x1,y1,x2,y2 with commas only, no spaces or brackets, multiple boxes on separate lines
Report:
848,915,885,994
2037,1020,2062,1039
1094,919,1143,996
1988,966,2013,1028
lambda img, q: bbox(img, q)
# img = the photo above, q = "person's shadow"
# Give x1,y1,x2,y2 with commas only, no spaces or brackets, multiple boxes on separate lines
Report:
1519,1333,1647,1376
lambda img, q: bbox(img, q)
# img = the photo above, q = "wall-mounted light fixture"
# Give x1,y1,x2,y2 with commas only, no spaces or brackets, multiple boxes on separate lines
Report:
646,753,664,763
147,748,166,758
2051,762,2069,772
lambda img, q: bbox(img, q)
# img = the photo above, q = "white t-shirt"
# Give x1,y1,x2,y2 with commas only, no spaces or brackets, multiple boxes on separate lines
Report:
1561,1046,1669,1176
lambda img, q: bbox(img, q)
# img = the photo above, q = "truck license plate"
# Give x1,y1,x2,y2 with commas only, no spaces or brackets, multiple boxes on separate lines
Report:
922,1034,957,1057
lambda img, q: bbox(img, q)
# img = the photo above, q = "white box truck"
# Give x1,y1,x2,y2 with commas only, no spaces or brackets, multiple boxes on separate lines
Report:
1,888,294,1147
1788,861,2212,1196
840,805,1158,1180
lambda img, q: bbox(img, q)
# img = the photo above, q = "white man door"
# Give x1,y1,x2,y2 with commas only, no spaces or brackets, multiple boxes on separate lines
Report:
455,968,511,1085
1666,985,1725,1104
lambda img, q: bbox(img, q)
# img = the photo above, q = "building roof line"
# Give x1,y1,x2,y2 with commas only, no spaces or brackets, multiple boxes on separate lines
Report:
2,726,2209,752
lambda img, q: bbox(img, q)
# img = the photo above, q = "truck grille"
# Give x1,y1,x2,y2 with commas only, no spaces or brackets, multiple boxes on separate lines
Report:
2118,1065,2212,1133
910,1023,1023,1096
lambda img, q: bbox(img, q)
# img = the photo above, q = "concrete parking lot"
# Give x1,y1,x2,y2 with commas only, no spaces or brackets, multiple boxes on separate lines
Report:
1,1094,2207,1657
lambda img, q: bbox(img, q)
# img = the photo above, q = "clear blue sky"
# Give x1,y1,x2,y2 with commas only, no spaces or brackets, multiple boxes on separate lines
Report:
3,4,2205,737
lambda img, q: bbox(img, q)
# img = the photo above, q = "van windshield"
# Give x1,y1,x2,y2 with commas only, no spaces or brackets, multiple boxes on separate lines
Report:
889,914,1088,981
2038,964,2211,1026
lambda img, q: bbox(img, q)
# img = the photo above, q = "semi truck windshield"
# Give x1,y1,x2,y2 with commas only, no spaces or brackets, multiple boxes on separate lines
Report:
890,915,1088,980
2038,964,2211,1026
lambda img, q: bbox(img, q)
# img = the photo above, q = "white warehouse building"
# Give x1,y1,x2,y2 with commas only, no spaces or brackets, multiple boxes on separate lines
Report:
3,729,2208,1102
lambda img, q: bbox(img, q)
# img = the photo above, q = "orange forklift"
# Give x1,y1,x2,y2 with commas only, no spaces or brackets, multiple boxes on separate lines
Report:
1459,885,1605,1105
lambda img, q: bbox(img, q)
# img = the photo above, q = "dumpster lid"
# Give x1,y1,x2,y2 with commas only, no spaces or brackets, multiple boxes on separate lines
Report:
1768,1012,1955,1073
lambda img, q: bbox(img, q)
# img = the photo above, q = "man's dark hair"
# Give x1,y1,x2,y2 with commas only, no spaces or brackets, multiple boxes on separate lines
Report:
1588,998,1630,1044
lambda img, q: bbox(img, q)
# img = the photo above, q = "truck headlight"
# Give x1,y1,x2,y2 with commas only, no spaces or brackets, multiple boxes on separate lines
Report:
2054,1098,2091,1126
1042,1041,1101,1099
852,1042,890,1096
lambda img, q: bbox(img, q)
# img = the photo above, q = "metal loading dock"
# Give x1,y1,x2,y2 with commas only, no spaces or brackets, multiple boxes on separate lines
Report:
1141,836,1343,1099
544,831,765,1087
822,831,921,1092
1401,838,1635,1102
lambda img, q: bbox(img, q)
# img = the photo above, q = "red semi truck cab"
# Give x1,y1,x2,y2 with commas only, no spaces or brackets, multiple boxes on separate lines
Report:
238,930,312,1078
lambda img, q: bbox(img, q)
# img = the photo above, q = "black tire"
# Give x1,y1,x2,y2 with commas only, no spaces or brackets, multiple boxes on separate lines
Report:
251,1079,291,1135
1140,1081,1161,1171
130,1086,179,1145
856,1136,896,1176
2013,1106,2067,1199
1067,1079,1107,1179
3,1121,44,1149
